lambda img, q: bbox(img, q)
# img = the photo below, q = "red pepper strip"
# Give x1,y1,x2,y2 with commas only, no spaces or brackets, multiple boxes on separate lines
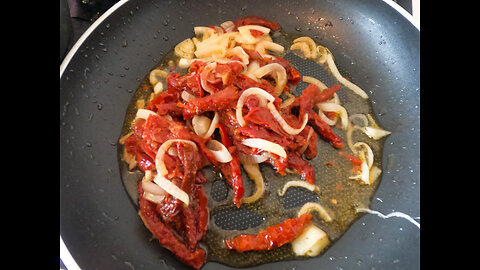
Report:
224,213,312,252
298,84,344,148
194,185,209,242
138,183,205,269
217,123,245,208
338,152,362,166
233,15,281,31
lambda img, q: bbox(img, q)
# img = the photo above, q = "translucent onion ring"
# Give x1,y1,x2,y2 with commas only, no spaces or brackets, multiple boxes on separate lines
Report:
155,139,199,177
241,138,287,158
236,87,275,127
298,202,333,222
241,163,265,204
267,102,308,135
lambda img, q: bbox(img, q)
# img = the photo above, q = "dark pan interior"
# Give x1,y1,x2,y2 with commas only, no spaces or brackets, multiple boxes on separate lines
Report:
60,0,419,269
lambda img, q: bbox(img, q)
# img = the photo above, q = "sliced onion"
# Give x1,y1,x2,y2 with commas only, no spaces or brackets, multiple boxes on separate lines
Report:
135,109,158,120
349,160,370,185
298,202,333,222
349,113,369,128
298,127,314,155
278,180,320,196
142,181,167,196
153,81,164,94
362,126,392,140
206,139,232,163
241,163,265,204
153,174,189,205
241,138,287,158
267,102,308,135
200,62,217,94
236,87,275,126
325,53,369,99
353,142,374,168
241,60,261,82
253,63,287,96
316,103,348,130
255,40,284,55
302,75,327,90
292,37,318,59
226,46,249,65
237,25,271,44
192,113,219,139
181,90,197,102
221,20,235,32
155,139,198,177
238,152,271,164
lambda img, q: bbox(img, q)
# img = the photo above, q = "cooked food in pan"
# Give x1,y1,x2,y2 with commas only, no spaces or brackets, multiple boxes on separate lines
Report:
118,16,390,269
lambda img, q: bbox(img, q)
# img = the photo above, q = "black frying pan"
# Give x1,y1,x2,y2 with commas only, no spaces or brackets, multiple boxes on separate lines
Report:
60,0,419,269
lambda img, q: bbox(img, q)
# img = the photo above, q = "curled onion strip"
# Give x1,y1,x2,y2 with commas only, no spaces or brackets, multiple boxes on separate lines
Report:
241,163,265,204
267,102,308,135
155,139,198,177
236,87,275,126
206,139,232,163
278,180,320,196
299,127,314,155
241,138,287,158
292,37,318,59
253,63,287,96
298,202,333,222
153,174,189,206
192,112,219,138
238,152,271,164
135,109,158,120
316,103,348,130
237,25,271,44
325,53,369,99
181,90,196,102
302,75,327,90
200,62,217,94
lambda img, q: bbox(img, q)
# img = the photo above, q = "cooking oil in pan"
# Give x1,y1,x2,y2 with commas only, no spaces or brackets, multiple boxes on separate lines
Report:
117,29,387,268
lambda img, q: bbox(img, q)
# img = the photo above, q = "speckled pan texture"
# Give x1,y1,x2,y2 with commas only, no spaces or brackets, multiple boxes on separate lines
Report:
60,0,419,269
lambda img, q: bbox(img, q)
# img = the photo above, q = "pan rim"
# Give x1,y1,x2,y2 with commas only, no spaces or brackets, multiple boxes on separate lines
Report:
59,0,419,269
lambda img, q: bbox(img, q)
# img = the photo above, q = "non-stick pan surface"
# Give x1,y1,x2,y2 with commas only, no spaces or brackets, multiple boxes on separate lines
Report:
60,0,419,269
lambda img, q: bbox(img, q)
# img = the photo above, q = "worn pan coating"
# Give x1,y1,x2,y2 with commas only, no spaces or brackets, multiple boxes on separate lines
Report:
60,0,419,269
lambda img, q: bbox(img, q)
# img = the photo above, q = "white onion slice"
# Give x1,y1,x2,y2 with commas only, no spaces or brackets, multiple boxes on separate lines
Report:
200,62,217,94
253,63,287,96
181,90,196,102
153,174,189,205
241,163,265,204
242,60,261,82
155,139,198,177
302,75,327,90
238,152,271,164
206,140,232,163
237,25,270,44
316,103,348,130
236,87,275,126
135,109,158,120
298,202,333,222
142,181,167,197
352,142,374,168
267,102,308,135
325,53,369,99
362,126,392,140
255,41,284,55
292,37,318,59
278,180,320,196
192,115,210,137
241,138,287,158
221,20,235,32
298,127,314,155
349,160,370,185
